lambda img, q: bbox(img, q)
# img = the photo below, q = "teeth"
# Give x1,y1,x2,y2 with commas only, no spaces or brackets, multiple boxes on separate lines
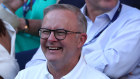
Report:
48,47,61,50
49,47,57,50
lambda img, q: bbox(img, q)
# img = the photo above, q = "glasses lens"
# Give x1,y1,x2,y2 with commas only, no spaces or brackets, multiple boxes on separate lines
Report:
55,29,66,40
39,29,50,39
39,29,81,40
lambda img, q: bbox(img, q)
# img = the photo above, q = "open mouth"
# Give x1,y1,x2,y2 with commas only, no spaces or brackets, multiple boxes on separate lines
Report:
47,47,62,50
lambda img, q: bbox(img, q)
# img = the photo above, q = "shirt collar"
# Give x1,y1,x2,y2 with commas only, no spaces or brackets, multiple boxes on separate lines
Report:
106,1,120,20
1,3,15,15
81,1,121,21
45,54,86,79
3,21,16,56
4,21,15,33
44,62,52,78
62,54,86,79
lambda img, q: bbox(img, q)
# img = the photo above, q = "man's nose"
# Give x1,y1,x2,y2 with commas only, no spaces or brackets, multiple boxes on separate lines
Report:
47,32,57,42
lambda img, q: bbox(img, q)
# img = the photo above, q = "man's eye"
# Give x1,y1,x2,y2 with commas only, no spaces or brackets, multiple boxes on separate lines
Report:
57,32,65,36
42,31,50,34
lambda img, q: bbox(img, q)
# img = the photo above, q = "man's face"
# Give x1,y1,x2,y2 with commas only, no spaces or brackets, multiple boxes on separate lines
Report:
41,10,82,63
86,0,118,11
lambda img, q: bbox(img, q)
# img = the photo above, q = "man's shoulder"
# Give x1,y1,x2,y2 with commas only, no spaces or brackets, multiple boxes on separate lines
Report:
19,62,46,75
81,64,110,79
121,4,140,18
24,62,45,70
15,63,46,79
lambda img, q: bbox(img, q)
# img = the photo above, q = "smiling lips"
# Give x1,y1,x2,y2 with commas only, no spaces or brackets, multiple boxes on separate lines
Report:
47,47,62,50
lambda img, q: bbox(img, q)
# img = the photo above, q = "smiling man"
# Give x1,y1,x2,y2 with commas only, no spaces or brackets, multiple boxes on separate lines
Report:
15,4,109,79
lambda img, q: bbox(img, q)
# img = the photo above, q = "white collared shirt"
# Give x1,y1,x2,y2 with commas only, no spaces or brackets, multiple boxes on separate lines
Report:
15,55,109,79
0,21,19,79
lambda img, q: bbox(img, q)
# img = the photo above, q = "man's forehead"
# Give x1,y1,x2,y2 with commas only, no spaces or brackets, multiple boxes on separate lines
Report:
44,9,77,22
42,9,78,30
46,9,75,17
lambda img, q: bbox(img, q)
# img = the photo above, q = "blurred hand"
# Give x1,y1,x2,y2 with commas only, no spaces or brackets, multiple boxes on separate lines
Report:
24,0,28,3
17,18,26,32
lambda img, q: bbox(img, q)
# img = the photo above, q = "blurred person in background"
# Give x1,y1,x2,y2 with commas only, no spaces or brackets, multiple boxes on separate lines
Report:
15,0,59,53
0,0,2,3
0,19,19,79
82,0,140,78
0,0,26,30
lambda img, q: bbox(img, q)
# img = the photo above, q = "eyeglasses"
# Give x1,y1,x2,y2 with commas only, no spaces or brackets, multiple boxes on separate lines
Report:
38,28,81,40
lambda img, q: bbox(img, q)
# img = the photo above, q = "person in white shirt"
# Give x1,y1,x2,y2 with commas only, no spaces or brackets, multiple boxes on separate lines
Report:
0,19,19,79
25,0,140,79
15,4,109,79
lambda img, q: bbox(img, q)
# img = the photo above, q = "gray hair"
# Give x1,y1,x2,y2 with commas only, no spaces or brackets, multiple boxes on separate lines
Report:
44,4,87,33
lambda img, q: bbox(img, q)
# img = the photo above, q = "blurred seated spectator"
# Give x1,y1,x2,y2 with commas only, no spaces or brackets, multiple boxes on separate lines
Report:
0,0,2,3
15,0,58,53
0,0,25,30
0,19,19,79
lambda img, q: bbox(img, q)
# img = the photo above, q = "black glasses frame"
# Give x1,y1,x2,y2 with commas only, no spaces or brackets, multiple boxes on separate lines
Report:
38,28,81,40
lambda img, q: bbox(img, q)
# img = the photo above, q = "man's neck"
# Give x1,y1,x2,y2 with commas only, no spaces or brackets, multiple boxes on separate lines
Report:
85,1,118,22
86,5,106,22
47,57,79,79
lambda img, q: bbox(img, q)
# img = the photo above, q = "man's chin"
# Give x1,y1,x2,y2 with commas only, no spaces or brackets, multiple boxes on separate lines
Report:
47,56,61,62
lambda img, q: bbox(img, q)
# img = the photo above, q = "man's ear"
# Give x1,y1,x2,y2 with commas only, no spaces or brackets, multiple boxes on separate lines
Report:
78,33,87,48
